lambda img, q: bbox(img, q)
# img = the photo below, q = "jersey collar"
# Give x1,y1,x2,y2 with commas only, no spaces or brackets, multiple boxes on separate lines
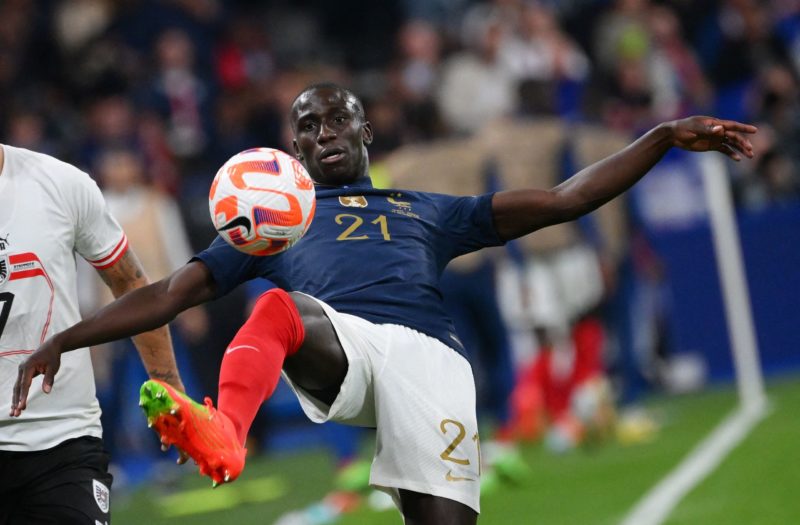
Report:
314,176,374,192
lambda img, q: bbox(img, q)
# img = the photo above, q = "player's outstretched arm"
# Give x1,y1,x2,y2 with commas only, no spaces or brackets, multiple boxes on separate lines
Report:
10,260,216,416
97,249,185,393
491,116,757,241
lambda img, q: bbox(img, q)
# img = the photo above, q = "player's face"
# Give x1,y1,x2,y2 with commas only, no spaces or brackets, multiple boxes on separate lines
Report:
292,88,372,186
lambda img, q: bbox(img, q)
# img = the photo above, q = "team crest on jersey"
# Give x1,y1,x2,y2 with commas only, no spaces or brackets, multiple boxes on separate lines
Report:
93,479,110,513
0,255,7,285
387,193,419,218
339,195,368,208
387,194,411,209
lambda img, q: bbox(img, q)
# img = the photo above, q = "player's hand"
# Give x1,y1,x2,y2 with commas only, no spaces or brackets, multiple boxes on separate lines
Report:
10,337,63,417
668,116,757,161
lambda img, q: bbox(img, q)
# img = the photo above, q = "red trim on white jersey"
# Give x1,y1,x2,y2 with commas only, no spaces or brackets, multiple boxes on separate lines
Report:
87,235,128,270
8,252,55,345
0,350,34,357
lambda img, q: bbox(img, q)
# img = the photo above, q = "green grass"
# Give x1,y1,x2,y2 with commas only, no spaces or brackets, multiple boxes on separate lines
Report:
113,378,800,525
113,448,340,524
665,378,800,525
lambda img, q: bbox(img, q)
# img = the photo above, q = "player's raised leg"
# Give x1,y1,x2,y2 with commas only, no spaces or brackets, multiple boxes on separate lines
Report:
139,379,245,486
140,287,349,485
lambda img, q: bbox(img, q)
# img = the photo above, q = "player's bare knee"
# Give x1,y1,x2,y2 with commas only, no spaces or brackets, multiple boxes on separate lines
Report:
288,292,340,350
287,291,323,323
287,292,347,367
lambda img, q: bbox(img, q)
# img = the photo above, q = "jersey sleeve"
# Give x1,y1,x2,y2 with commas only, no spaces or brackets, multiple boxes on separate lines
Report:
192,236,263,298
66,168,129,269
436,192,504,258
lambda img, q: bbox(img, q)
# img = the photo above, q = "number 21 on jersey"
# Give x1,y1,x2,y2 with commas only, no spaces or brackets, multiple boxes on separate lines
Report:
335,214,391,241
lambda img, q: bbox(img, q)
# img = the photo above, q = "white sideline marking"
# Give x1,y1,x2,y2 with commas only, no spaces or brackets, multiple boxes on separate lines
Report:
620,402,768,525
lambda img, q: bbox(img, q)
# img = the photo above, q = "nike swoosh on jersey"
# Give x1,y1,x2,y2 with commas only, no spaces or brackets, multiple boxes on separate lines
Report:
445,470,475,482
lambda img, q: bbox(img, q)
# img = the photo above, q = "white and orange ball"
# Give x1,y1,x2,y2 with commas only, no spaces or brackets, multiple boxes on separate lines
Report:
209,147,316,256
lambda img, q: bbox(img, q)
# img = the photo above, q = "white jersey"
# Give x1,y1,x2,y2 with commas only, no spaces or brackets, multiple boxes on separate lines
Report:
0,145,128,451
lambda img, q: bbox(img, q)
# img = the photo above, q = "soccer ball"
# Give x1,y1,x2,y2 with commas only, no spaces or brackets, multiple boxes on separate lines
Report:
209,147,316,256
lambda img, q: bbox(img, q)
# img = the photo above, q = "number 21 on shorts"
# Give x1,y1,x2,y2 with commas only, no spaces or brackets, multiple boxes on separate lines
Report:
439,419,480,482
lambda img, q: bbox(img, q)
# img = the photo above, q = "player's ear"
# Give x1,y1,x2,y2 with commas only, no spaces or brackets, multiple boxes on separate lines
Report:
292,140,303,161
362,121,373,146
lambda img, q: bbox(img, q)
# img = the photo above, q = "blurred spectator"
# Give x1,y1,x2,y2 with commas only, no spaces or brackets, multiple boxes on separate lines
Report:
53,0,113,55
210,92,259,162
621,230,672,402
386,19,445,140
141,28,215,165
694,0,773,120
754,63,800,151
81,95,140,169
111,0,222,69
499,254,614,449
600,55,656,132
594,2,713,132
4,110,57,157
593,0,651,75
363,96,406,158
500,2,589,85
0,0,58,93
436,10,518,134
400,0,472,35
137,111,183,195
733,61,800,209
211,12,284,162
500,2,590,118
738,148,800,209
214,13,275,91
646,5,713,120
773,1,800,75
314,0,404,70
395,20,442,101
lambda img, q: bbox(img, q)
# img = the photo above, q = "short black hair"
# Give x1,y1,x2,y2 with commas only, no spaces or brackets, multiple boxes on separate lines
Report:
290,82,366,125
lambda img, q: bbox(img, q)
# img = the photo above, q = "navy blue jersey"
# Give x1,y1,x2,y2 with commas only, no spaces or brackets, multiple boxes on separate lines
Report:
195,178,504,353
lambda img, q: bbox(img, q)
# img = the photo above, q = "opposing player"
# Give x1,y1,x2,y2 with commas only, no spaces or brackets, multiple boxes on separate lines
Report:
0,144,185,523
10,83,756,524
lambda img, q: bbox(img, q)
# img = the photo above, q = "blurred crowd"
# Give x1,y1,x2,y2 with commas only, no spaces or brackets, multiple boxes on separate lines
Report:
4,0,799,202
3,0,800,481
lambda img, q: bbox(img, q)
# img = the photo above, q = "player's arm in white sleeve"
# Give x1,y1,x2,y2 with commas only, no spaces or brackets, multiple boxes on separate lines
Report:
64,167,188,394
74,170,185,394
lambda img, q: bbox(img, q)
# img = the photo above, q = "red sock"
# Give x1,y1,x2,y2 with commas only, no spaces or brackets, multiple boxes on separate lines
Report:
217,288,304,444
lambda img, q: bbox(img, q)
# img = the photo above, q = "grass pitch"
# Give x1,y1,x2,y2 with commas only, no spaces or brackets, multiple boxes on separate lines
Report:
113,377,799,525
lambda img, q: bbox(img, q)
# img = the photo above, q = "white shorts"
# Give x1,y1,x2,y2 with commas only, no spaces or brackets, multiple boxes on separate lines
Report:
281,296,481,513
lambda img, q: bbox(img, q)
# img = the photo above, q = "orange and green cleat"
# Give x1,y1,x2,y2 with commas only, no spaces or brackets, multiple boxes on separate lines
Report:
139,379,246,487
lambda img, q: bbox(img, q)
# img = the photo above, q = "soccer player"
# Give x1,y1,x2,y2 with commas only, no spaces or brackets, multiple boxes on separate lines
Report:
0,144,185,523
10,83,756,525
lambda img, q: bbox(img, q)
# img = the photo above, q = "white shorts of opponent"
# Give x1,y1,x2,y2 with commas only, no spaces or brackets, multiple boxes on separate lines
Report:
281,295,481,513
